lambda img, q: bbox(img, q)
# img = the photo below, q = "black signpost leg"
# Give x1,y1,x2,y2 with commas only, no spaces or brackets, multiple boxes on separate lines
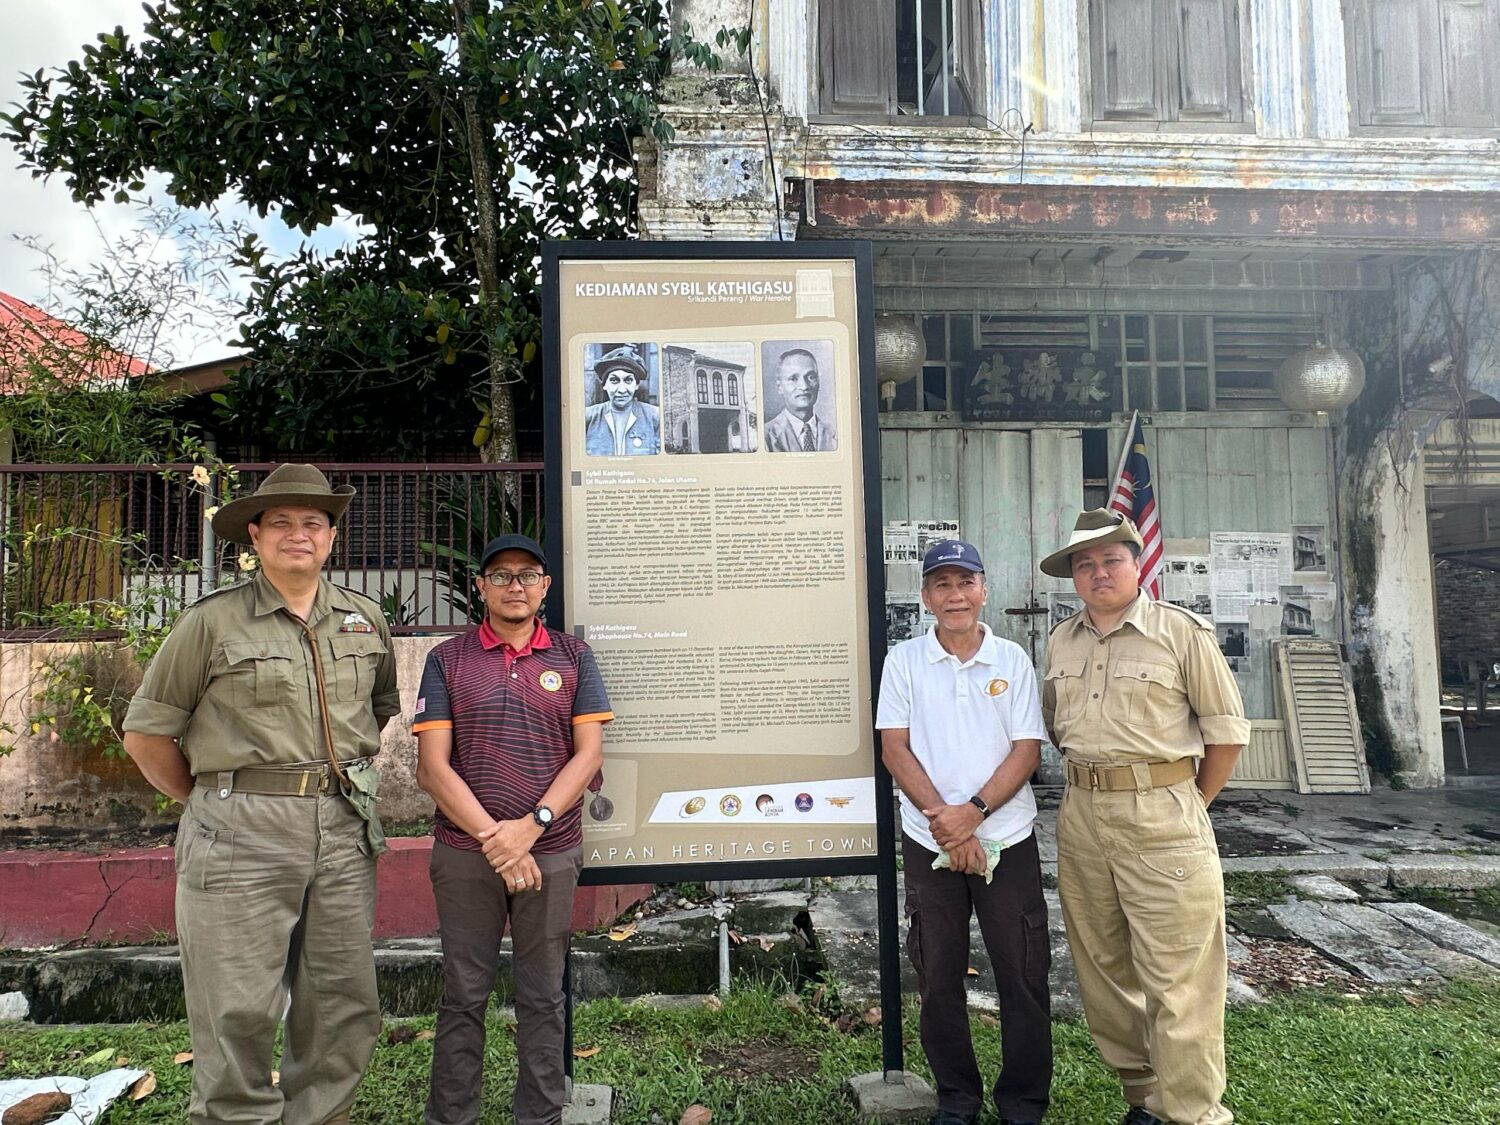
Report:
874,770,905,1076
563,945,574,1087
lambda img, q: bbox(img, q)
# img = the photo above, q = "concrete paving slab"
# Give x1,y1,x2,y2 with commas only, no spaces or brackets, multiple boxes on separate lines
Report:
845,1070,936,1123
1387,854,1500,889
1374,902,1500,968
1267,902,1435,983
563,1083,612,1125
1289,874,1361,901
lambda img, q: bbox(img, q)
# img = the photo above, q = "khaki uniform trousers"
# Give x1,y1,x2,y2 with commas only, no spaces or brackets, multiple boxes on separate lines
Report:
175,785,380,1125
1057,771,1231,1125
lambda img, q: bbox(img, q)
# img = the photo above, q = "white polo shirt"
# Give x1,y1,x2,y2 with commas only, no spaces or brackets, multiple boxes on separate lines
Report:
876,623,1047,853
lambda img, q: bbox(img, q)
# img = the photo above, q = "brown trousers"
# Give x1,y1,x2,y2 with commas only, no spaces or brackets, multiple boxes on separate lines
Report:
1057,775,1231,1125
175,787,379,1125
426,840,582,1125
902,831,1053,1122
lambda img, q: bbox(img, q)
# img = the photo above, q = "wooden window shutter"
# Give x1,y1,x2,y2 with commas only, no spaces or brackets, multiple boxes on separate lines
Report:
1172,0,1243,121
1354,0,1431,125
953,0,985,118
819,0,896,114
1273,640,1371,794
1091,0,1166,120
1434,0,1499,125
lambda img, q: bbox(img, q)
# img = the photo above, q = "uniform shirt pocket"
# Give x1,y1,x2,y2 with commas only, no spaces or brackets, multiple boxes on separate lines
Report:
219,640,297,707
1112,658,1181,726
330,634,389,702
1044,657,1088,726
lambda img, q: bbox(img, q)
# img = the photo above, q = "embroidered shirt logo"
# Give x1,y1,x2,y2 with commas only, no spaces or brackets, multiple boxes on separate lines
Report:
414,697,427,716
986,678,1009,697
539,670,563,692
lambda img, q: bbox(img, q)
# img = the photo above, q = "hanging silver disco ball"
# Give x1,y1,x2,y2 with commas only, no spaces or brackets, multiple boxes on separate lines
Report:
874,314,926,385
1274,345,1366,412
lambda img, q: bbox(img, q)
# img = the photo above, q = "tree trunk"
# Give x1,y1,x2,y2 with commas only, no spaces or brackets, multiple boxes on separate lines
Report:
451,0,518,468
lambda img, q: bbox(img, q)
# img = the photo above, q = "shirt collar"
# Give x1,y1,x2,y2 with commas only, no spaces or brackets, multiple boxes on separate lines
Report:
479,617,551,655
1079,591,1151,638
922,621,998,666
251,571,335,622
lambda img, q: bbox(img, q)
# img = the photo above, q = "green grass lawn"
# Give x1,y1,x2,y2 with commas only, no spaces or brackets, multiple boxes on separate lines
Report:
2,981,1497,1123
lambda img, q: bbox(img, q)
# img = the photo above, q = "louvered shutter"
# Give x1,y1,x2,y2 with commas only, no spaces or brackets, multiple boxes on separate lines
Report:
1273,640,1372,794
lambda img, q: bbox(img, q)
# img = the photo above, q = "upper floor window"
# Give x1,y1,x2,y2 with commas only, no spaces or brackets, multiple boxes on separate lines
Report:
1348,0,1500,131
728,373,740,406
819,0,981,118
1088,0,1245,126
696,369,709,404
713,372,725,405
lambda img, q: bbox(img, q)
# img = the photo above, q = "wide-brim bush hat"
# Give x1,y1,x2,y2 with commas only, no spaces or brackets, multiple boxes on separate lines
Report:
1039,508,1145,578
211,463,355,546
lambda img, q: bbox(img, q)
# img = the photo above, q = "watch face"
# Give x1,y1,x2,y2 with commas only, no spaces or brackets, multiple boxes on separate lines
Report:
536,806,553,824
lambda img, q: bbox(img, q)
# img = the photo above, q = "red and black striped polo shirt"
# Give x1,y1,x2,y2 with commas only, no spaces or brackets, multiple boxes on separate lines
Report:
412,619,612,854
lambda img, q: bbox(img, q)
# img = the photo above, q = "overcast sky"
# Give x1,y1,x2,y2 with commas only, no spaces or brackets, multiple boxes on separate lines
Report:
0,2,359,367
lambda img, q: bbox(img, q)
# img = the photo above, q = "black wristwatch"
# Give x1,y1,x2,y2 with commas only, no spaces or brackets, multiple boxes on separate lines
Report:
968,795,991,817
532,805,554,830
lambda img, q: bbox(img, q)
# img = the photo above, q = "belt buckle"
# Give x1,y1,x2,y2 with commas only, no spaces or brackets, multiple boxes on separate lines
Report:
318,770,332,794
1088,764,1100,790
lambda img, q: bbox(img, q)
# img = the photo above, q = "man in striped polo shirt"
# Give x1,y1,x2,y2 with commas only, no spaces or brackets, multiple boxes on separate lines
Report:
413,533,612,1125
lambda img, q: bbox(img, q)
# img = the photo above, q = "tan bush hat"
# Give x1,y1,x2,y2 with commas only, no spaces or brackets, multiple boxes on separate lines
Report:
210,463,355,546
1038,508,1144,578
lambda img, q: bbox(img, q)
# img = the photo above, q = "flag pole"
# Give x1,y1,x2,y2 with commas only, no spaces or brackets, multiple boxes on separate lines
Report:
1108,410,1140,503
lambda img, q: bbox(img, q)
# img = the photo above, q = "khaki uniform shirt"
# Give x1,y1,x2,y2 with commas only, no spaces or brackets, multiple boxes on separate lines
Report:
1043,593,1250,764
124,573,400,774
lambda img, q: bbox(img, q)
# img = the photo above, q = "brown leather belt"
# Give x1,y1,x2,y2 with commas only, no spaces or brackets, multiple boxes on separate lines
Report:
195,761,372,798
1064,756,1197,792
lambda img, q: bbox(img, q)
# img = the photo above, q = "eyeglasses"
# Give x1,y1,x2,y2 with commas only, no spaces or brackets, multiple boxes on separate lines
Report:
480,570,545,588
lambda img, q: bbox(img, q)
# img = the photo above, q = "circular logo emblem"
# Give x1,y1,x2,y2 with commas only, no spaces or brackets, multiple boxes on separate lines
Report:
539,670,563,692
720,794,742,816
680,796,706,818
986,678,1009,697
794,792,814,813
588,794,615,822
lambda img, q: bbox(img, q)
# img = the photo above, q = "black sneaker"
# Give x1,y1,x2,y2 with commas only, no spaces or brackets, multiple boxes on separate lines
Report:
1122,1109,1168,1125
931,1112,978,1125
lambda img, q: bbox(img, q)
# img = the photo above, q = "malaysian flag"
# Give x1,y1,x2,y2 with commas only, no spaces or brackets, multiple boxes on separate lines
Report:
1107,411,1164,598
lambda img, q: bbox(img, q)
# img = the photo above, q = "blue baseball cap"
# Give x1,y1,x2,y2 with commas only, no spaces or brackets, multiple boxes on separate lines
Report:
921,539,984,575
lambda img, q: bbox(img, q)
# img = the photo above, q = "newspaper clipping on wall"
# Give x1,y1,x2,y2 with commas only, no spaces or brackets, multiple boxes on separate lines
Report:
552,252,877,871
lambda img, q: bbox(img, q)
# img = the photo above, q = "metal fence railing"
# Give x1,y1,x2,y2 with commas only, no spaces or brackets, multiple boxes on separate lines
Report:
0,462,544,636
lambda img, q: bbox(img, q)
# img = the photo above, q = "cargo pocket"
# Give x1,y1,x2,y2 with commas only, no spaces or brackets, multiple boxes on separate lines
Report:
1134,844,1218,948
330,634,388,702
177,819,234,895
904,909,925,982
219,640,296,707
1113,658,1180,725
1022,905,1051,984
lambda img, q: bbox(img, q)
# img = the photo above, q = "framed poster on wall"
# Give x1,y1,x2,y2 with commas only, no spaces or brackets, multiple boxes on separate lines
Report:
542,241,887,884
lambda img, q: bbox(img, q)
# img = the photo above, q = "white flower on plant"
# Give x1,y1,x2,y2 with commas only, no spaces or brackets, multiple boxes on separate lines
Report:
204,506,220,521
238,552,259,572
191,465,211,486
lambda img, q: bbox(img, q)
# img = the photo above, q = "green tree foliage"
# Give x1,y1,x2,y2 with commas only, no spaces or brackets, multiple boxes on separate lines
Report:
4,0,671,457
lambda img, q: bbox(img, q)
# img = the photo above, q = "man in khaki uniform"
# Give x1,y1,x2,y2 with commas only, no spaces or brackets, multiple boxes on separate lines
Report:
123,465,400,1125
1040,509,1249,1125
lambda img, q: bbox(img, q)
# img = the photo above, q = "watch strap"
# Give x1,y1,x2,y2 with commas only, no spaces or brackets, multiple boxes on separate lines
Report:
968,795,990,817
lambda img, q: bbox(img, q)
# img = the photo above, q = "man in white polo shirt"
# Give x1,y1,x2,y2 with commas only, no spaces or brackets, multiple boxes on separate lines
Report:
877,539,1052,1125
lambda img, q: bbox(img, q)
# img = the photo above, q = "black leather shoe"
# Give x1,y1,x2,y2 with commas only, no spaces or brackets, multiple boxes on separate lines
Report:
1000,1119,1042,1125
1122,1109,1168,1125
931,1112,978,1125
